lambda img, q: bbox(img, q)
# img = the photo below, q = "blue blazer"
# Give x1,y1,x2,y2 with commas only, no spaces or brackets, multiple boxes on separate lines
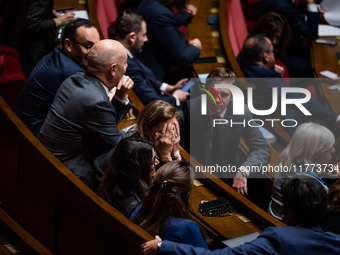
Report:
131,204,208,248
126,55,176,106
159,226,340,255
136,0,200,80
38,72,132,181
14,47,85,136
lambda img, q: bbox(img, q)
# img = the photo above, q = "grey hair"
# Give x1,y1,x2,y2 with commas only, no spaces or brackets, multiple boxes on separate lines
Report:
281,122,335,166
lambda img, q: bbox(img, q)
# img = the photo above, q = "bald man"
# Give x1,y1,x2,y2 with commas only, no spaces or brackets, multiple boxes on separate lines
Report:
38,40,134,185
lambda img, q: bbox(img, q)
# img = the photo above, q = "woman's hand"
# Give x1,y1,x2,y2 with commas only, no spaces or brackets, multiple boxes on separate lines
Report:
153,123,174,162
171,121,181,159
141,235,162,255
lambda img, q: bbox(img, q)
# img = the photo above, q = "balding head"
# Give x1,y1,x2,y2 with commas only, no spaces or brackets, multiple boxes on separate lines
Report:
87,40,127,89
243,34,272,64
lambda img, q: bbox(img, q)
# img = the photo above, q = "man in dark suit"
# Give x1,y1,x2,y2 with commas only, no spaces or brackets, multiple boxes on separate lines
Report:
241,34,339,135
14,18,100,136
114,9,189,107
257,0,321,77
38,40,134,184
184,68,271,195
141,178,340,255
136,0,201,82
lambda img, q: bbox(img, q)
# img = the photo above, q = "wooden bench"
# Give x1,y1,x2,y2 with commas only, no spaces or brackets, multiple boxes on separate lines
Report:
0,95,153,254
0,205,53,255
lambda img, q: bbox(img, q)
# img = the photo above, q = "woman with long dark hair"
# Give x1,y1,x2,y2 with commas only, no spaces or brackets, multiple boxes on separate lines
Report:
97,136,158,218
132,160,208,248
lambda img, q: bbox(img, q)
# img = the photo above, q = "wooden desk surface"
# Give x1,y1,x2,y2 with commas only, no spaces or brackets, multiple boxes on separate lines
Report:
186,0,226,76
311,36,340,112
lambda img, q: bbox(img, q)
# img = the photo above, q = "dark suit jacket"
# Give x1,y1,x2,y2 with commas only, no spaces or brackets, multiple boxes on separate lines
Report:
136,0,200,80
14,47,85,136
159,226,340,255
189,97,271,179
126,55,176,106
20,0,57,77
38,72,132,181
242,64,338,128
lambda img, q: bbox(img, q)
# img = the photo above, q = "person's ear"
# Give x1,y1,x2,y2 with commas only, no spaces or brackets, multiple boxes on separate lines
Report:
110,63,117,76
263,52,269,63
63,38,72,53
128,32,136,44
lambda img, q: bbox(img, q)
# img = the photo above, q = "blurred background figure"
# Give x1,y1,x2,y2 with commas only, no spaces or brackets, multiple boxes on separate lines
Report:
136,0,201,83
0,0,75,78
257,0,321,77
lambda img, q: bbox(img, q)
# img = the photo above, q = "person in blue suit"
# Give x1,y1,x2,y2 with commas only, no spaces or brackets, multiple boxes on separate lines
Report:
13,18,100,136
136,0,201,82
114,9,189,107
141,177,340,255
241,34,339,135
257,0,321,77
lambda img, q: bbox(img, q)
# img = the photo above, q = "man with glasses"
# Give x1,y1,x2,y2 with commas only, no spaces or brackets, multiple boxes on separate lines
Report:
14,18,100,136
38,40,134,188
241,34,340,135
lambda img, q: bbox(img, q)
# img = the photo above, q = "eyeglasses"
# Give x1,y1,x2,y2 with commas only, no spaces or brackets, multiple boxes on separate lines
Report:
70,38,94,50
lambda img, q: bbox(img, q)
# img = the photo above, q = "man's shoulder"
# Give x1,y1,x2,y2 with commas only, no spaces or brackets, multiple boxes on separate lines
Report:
126,57,140,71
29,47,83,80
59,72,100,94
244,65,280,78
137,0,173,17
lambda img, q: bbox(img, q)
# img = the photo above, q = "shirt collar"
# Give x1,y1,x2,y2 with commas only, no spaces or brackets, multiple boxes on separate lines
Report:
126,49,133,59
100,81,109,97
208,107,227,118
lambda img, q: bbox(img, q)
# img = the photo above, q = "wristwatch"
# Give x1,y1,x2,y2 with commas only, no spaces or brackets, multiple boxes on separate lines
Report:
237,169,247,178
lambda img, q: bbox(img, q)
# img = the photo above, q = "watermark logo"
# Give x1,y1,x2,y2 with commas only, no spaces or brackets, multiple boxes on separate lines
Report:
199,83,222,107
201,84,312,116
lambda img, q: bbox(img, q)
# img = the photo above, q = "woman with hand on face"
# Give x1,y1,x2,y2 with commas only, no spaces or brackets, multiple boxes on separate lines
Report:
96,136,158,218
133,100,182,166
131,160,208,248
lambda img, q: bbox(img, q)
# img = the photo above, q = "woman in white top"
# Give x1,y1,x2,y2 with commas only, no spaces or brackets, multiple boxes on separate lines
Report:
269,122,336,221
